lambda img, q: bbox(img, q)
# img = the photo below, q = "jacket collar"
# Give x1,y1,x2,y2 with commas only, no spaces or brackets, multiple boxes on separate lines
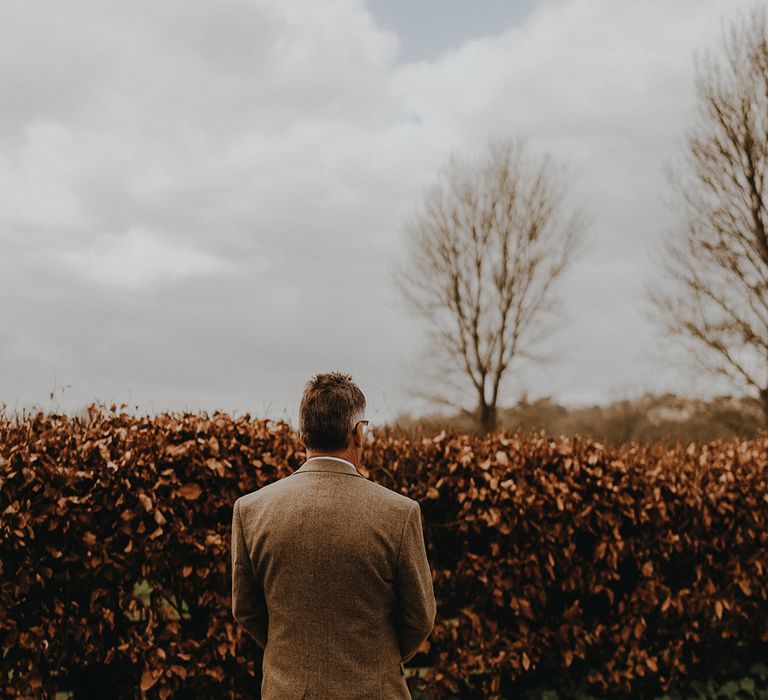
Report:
293,456,365,478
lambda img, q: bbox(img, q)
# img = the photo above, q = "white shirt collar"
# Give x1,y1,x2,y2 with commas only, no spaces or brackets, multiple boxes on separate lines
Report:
304,456,356,470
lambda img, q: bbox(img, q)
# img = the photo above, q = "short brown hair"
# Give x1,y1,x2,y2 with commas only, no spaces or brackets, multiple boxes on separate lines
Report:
299,372,366,451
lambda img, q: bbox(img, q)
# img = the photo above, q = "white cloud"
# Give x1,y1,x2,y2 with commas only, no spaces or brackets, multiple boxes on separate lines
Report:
0,0,758,419
59,227,232,288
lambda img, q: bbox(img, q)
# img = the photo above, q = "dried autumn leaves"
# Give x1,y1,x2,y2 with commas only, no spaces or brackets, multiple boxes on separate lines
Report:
1,407,767,698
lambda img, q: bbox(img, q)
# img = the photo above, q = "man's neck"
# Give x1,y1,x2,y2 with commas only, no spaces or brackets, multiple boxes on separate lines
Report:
306,449,358,467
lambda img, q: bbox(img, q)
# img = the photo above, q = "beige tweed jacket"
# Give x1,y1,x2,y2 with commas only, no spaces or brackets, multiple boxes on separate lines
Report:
231,456,437,700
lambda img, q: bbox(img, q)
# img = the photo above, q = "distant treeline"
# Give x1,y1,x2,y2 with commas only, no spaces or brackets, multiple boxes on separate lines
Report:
388,393,765,446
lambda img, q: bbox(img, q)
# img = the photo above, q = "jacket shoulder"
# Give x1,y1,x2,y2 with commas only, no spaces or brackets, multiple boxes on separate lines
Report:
234,474,417,512
234,477,290,509
361,478,418,511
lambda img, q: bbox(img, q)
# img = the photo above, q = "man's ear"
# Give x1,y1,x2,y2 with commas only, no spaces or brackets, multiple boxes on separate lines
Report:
352,424,362,448
298,432,306,449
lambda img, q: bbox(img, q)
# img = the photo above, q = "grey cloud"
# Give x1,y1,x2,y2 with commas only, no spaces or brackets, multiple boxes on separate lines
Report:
0,0,754,423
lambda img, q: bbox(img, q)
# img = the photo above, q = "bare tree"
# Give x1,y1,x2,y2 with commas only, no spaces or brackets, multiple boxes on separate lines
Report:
395,137,586,433
652,5,768,424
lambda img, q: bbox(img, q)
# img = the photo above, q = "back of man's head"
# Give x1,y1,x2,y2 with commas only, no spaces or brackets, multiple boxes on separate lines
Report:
299,372,366,451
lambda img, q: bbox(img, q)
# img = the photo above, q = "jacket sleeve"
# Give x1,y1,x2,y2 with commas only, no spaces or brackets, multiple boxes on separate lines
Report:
231,499,268,649
394,500,437,663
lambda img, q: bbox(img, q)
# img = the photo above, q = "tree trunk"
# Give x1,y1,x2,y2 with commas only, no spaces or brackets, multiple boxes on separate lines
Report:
760,387,768,428
478,401,498,433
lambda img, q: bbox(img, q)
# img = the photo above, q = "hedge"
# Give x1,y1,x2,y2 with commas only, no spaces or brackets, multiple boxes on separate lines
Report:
1,404,767,699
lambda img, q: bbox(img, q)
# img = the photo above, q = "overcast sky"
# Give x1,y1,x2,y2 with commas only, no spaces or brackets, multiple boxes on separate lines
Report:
0,0,757,425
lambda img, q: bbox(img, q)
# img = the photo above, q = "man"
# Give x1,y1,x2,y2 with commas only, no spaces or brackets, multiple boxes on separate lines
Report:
231,372,436,699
